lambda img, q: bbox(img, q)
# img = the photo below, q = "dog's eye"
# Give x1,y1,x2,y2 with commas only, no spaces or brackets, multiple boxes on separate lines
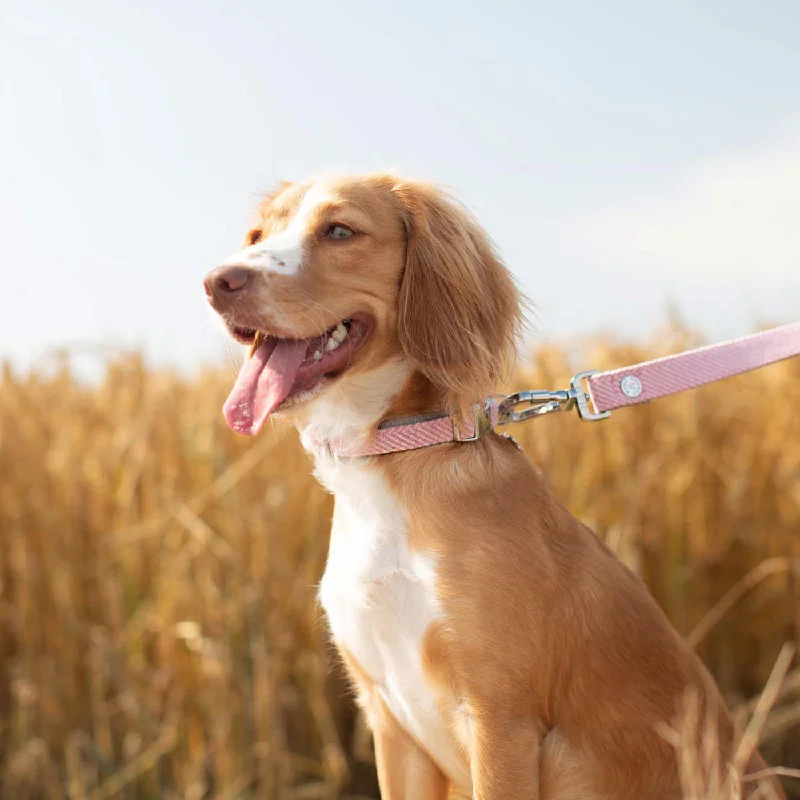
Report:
248,229,263,245
324,224,354,240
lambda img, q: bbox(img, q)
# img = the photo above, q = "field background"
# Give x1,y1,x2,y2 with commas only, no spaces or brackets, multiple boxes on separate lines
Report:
1,325,798,799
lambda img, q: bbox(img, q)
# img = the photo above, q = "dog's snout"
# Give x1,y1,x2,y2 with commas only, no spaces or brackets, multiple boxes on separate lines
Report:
204,265,253,301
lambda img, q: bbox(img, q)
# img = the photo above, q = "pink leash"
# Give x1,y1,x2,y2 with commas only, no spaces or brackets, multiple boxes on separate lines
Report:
587,321,800,414
333,321,800,458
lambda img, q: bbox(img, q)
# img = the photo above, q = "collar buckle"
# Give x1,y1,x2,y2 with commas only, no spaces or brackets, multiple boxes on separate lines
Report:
452,399,494,441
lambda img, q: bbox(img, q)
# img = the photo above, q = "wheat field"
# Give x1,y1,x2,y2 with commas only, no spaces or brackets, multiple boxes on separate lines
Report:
1,327,798,799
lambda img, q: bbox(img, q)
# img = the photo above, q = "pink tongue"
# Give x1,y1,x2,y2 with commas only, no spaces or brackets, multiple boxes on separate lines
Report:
223,338,308,435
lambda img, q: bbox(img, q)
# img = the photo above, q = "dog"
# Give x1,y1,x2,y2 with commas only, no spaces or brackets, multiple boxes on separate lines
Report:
204,173,784,799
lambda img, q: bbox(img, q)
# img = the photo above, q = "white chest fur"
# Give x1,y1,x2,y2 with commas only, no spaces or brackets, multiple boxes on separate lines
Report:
317,458,470,791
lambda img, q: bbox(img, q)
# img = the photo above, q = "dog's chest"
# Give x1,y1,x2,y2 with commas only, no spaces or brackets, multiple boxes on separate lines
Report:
317,460,469,789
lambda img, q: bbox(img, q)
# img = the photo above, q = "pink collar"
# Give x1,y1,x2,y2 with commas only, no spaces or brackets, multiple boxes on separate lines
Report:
326,399,501,458
321,321,800,458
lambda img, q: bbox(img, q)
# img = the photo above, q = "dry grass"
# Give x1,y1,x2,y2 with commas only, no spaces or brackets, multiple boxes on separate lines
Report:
1,325,798,799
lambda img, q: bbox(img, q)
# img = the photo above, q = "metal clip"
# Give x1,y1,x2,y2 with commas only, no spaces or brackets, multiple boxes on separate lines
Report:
453,399,494,441
498,370,610,424
498,389,572,423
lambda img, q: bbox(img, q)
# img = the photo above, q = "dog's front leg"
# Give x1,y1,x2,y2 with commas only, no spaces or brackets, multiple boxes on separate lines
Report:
339,650,449,799
367,695,449,800
470,716,543,800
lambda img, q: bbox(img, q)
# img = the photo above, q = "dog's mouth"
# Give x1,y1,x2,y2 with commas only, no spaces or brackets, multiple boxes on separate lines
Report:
223,313,373,435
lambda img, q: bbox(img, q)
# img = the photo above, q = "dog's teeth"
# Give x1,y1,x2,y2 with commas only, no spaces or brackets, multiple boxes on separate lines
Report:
332,322,347,342
326,337,339,352
313,350,322,360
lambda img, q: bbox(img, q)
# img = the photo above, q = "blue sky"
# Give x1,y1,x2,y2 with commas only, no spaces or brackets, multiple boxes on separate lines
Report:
1,0,798,372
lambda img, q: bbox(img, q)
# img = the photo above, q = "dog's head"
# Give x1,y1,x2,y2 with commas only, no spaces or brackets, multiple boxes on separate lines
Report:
205,173,521,435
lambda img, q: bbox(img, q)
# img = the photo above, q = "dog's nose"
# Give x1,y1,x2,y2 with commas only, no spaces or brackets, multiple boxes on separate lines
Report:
204,265,253,300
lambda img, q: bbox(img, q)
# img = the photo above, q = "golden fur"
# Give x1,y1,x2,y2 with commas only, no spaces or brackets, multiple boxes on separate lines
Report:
210,173,784,799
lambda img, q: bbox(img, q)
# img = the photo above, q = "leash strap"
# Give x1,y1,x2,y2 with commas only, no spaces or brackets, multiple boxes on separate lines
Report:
586,321,800,414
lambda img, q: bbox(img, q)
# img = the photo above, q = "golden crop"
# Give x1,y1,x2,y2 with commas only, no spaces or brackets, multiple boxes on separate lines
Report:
1,327,798,798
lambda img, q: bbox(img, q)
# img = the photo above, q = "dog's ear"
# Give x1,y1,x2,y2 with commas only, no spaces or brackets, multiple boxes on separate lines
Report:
393,181,522,412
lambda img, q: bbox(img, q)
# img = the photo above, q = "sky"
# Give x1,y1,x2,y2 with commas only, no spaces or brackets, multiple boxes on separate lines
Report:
1,0,798,374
